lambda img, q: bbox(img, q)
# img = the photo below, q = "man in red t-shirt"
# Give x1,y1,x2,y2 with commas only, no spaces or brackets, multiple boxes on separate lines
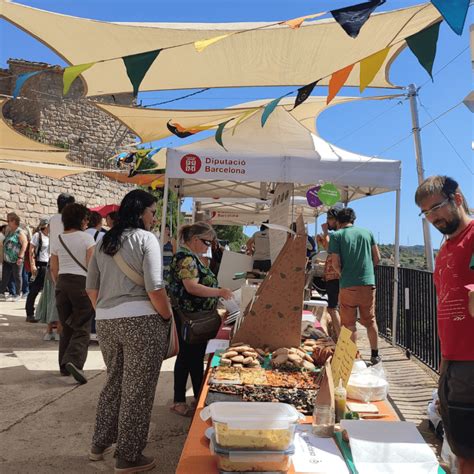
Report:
415,176,474,473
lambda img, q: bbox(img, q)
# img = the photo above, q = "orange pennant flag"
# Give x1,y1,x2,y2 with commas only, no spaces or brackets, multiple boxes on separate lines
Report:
327,64,355,104
283,12,326,29
359,47,390,92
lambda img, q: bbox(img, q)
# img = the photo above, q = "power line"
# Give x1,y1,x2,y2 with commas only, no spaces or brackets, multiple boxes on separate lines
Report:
418,97,473,175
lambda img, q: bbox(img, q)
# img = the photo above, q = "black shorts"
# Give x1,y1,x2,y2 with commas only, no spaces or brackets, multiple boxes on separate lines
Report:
325,279,340,309
438,360,474,459
253,260,271,272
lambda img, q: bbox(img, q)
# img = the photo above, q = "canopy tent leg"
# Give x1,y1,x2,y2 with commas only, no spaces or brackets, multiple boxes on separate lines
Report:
176,198,181,235
391,189,401,346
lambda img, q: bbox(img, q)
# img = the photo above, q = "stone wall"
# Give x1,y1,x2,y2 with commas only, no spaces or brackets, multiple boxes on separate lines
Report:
0,59,137,227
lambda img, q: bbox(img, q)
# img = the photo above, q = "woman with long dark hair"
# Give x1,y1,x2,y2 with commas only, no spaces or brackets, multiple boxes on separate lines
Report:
86,189,172,473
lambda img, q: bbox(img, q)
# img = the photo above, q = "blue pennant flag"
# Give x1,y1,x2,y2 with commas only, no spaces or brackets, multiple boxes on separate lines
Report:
13,71,41,99
431,0,469,35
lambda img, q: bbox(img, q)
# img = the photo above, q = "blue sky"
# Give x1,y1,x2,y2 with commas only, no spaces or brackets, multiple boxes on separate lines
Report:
1,0,472,245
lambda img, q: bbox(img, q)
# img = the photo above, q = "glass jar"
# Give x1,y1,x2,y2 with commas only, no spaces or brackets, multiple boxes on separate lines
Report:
312,404,335,437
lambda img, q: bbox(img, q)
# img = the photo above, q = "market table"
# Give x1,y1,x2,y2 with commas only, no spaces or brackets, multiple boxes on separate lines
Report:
175,367,399,474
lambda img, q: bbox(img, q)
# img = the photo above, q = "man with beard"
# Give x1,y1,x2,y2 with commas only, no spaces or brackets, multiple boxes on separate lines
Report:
415,176,473,474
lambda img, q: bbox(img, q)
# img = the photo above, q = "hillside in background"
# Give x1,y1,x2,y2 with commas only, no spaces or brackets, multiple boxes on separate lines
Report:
378,244,435,270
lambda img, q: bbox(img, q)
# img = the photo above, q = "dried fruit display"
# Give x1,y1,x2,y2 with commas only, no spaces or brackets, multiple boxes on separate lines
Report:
242,386,318,415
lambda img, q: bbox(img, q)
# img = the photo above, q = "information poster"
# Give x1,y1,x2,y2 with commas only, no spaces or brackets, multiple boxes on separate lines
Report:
331,326,357,388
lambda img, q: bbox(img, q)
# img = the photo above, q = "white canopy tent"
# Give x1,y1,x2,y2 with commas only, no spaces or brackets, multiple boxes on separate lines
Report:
163,105,401,343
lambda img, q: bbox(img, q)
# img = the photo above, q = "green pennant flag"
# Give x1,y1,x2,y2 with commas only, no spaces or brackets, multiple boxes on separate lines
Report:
63,63,95,95
406,22,441,80
122,49,162,97
215,119,234,150
261,96,284,127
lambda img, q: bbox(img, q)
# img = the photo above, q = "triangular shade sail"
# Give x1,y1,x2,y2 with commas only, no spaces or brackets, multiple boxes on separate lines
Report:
0,99,73,165
166,106,400,200
97,95,400,144
0,160,95,178
0,1,441,95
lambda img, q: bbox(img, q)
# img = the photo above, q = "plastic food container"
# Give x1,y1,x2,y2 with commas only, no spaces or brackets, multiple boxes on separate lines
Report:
201,402,303,450
210,435,294,473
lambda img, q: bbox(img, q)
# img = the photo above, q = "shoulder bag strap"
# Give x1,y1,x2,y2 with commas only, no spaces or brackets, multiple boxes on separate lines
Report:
58,234,87,272
113,251,145,287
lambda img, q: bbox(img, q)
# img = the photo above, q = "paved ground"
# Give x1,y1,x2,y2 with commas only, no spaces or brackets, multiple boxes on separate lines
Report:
0,300,442,473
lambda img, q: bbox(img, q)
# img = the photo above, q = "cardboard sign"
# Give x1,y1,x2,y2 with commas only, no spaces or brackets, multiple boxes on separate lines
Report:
232,215,306,350
331,326,357,388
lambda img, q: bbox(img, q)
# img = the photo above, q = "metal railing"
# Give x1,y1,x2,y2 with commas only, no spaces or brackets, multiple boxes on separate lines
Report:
375,266,440,373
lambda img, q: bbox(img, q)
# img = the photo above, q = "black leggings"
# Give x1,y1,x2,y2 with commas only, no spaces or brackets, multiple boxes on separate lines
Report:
173,318,207,403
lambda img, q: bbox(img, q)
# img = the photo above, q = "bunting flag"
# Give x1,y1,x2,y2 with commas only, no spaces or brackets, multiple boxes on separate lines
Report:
406,22,441,80
122,49,162,97
431,0,469,35
283,12,326,29
331,0,385,38
232,108,259,135
194,34,231,52
167,120,215,138
327,64,354,104
294,80,319,109
215,119,235,150
13,71,41,99
359,47,390,92
63,62,95,95
261,96,286,127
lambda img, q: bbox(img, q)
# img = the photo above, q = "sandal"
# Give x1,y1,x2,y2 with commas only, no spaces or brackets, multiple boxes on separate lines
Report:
169,402,194,417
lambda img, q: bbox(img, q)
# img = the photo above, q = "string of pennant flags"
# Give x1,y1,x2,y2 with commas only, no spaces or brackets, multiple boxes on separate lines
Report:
9,0,469,154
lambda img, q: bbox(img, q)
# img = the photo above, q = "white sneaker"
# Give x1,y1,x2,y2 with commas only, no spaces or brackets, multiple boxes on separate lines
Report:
0,293,7,301
43,332,54,341
53,331,60,341
11,295,21,303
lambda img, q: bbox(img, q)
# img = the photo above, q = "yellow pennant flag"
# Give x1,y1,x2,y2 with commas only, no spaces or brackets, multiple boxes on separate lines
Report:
359,47,390,92
63,62,95,95
194,34,231,53
232,108,259,135
283,12,326,29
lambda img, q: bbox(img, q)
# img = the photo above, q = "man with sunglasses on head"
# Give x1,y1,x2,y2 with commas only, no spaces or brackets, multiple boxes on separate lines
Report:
415,176,473,474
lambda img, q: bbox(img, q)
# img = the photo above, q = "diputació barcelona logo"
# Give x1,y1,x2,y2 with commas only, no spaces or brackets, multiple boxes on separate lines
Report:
180,154,202,174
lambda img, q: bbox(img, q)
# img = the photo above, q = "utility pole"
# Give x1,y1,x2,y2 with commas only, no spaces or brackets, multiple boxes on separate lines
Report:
407,84,434,272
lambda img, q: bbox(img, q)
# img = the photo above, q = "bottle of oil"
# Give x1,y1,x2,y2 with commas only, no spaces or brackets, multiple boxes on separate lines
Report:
335,378,347,423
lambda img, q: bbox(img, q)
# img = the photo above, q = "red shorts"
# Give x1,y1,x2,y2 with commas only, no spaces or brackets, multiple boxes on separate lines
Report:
339,285,376,328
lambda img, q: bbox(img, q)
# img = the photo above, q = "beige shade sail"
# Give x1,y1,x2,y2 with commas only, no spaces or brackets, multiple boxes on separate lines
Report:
0,99,73,164
0,160,95,178
0,1,441,96
97,95,401,143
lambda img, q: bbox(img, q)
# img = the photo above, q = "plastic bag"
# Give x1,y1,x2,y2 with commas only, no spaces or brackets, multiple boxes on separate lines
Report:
347,362,389,402
441,435,458,474
427,389,443,439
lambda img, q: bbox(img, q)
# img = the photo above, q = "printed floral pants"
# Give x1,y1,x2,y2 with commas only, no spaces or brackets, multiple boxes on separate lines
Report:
92,314,170,462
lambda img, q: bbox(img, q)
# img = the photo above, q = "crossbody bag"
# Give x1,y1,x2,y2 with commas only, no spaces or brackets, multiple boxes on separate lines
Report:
112,248,179,360
58,235,87,272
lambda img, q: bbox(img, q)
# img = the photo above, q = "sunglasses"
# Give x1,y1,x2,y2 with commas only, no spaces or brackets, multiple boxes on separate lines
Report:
418,198,450,217
199,238,213,247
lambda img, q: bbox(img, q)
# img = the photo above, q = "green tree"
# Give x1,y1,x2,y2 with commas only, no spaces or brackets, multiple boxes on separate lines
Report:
214,225,248,252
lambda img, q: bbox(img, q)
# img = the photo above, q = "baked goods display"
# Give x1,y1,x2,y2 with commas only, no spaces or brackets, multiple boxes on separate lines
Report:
242,386,318,415
270,346,316,371
309,337,337,366
220,343,262,368
264,370,320,389
240,368,268,385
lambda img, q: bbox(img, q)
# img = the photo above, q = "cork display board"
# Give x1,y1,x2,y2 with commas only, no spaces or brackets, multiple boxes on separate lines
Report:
232,215,307,350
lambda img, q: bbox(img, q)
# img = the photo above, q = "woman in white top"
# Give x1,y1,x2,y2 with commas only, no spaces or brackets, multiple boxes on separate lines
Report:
50,203,95,383
86,189,172,473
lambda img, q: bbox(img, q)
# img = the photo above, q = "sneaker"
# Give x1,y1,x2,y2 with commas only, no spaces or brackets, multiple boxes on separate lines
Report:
89,444,114,461
43,332,54,341
89,333,98,342
9,295,20,303
369,355,382,366
26,317,39,323
115,455,156,473
53,330,61,341
65,362,87,384
0,293,7,301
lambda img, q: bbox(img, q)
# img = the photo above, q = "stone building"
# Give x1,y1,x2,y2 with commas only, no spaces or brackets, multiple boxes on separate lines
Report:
0,59,137,226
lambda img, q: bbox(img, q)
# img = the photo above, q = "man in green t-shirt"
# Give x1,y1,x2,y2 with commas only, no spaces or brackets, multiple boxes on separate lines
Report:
328,208,381,365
